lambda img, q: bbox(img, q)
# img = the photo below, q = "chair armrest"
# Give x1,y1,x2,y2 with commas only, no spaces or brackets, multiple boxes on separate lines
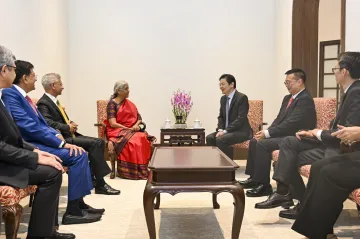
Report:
258,122,268,131
94,123,107,141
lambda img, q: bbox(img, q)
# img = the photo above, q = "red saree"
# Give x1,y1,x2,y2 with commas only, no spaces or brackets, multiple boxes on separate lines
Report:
105,99,152,179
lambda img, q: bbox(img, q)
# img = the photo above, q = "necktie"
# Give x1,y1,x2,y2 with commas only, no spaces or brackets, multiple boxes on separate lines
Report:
286,97,294,110
225,97,230,128
25,96,38,115
57,100,75,138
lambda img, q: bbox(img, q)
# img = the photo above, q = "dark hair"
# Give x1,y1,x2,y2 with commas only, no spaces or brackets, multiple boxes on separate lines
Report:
338,52,360,79
285,68,306,83
219,74,236,88
13,60,34,85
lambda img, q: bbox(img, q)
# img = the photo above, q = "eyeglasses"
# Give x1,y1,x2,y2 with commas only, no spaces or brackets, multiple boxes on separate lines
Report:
332,67,342,73
284,80,298,86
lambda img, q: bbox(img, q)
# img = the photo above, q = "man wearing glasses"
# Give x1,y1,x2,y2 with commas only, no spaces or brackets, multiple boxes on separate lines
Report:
255,52,360,220
240,69,316,198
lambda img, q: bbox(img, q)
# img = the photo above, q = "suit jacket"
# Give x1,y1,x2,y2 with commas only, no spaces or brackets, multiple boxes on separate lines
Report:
320,80,360,148
2,86,63,148
0,99,38,188
37,94,79,139
217,90,252,136
268,89,316,138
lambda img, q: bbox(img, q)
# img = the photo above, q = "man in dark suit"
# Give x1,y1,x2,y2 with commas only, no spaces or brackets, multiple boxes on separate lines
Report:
256,52,360,220
241,69,317,197
206,74,252,159
3,60,103,225
293,124,360,239
37,73,119,195
0,45,74,239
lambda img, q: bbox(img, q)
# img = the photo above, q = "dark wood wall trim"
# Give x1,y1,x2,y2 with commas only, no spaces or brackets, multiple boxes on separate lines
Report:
340,0,346,52
292,0,320,97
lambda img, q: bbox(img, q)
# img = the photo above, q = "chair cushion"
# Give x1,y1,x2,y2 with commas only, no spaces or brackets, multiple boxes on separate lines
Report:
232,140,250,149
0,185,37,206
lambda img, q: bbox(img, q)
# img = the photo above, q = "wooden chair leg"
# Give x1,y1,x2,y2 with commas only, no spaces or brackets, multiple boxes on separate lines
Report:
3,204,23,239
109,152,116,179
29,193,34,207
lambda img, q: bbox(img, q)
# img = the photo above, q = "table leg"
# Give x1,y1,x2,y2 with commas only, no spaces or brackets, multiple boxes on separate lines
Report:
143,184,157,239
230,184,245,239
154,193,161,209
212,193,220,209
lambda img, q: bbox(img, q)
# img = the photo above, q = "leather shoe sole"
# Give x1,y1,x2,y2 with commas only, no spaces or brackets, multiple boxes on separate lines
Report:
62,212,101,225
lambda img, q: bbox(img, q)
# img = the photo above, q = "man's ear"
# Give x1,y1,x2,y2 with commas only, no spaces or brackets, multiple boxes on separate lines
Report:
22,74,27,83
1,65,6,73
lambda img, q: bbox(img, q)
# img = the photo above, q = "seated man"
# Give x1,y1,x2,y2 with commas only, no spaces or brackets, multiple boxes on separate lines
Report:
292,125,360,239
0,45,73,239
2,60,103,225
241,69,316,197
206,74,252,159
37,73,119,195
255,51,360,219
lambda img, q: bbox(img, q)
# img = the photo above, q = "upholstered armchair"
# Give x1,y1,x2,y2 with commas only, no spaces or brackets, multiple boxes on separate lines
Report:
94,100,117,179
232,100,266,149
0,185,37,239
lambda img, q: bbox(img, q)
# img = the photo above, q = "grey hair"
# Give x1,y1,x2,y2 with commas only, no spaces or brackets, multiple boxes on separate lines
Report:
0,45,16,67
111,80,128,99
41,73,61,90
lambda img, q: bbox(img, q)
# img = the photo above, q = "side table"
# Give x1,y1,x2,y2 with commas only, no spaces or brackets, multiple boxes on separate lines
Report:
160,128,205,146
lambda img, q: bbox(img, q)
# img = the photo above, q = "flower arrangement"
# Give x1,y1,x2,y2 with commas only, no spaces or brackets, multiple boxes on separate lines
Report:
171,89,193,124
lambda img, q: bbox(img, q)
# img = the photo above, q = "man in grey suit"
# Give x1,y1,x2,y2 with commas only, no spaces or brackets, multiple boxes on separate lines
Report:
206,74,252,159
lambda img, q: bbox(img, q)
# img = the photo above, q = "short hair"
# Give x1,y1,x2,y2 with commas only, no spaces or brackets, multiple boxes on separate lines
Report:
338,51,360,79
219,74,236,88
285,68,306,83
0,45,16,68
42,73,61,90
13,60,34,85
111,80,128,99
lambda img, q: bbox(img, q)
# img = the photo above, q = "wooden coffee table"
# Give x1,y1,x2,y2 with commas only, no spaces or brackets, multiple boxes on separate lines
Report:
160,128,205,146
143,146,245,239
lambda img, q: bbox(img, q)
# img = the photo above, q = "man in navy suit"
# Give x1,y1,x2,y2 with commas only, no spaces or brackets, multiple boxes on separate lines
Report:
2,60,103,225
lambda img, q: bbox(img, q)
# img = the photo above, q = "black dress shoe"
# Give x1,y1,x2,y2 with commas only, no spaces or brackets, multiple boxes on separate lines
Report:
62,211,102,225
82,205,105,214
279,203,301,219
48,231,76,239
238,178,259,189
246,184,273,197
255,192,294,209
95,183,121,195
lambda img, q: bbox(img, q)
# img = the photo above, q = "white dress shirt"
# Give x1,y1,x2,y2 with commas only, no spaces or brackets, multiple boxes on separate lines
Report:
45,92,58,105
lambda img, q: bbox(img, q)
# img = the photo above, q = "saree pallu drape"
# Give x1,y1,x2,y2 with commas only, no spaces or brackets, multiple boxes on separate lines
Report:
105,99,151,179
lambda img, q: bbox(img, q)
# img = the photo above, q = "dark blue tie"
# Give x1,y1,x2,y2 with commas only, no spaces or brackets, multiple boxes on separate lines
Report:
225,97,230,128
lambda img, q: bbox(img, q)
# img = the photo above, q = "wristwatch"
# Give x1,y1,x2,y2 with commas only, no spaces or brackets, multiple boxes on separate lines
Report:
61,141,67,148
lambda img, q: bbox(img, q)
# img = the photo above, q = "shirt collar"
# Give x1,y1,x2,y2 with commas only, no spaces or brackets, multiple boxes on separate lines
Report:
292,88,305,99
227,89,236,99
13,84,27,97
45,92,58,104
344,80,358,93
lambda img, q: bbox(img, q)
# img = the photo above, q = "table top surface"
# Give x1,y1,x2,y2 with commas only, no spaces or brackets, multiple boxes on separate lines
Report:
148,146,239,171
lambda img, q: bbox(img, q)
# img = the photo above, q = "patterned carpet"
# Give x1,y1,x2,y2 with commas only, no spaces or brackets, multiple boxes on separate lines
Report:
8,161,360,239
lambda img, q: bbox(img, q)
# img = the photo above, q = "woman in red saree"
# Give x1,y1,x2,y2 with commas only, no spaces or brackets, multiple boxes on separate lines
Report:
104,81,155,179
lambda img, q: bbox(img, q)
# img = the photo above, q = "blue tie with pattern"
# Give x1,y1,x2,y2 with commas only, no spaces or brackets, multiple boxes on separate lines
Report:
225,97,230,128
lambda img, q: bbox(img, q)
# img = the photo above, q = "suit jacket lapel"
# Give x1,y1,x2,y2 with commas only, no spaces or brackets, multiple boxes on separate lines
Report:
0,101,22,136
43,94,64,119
